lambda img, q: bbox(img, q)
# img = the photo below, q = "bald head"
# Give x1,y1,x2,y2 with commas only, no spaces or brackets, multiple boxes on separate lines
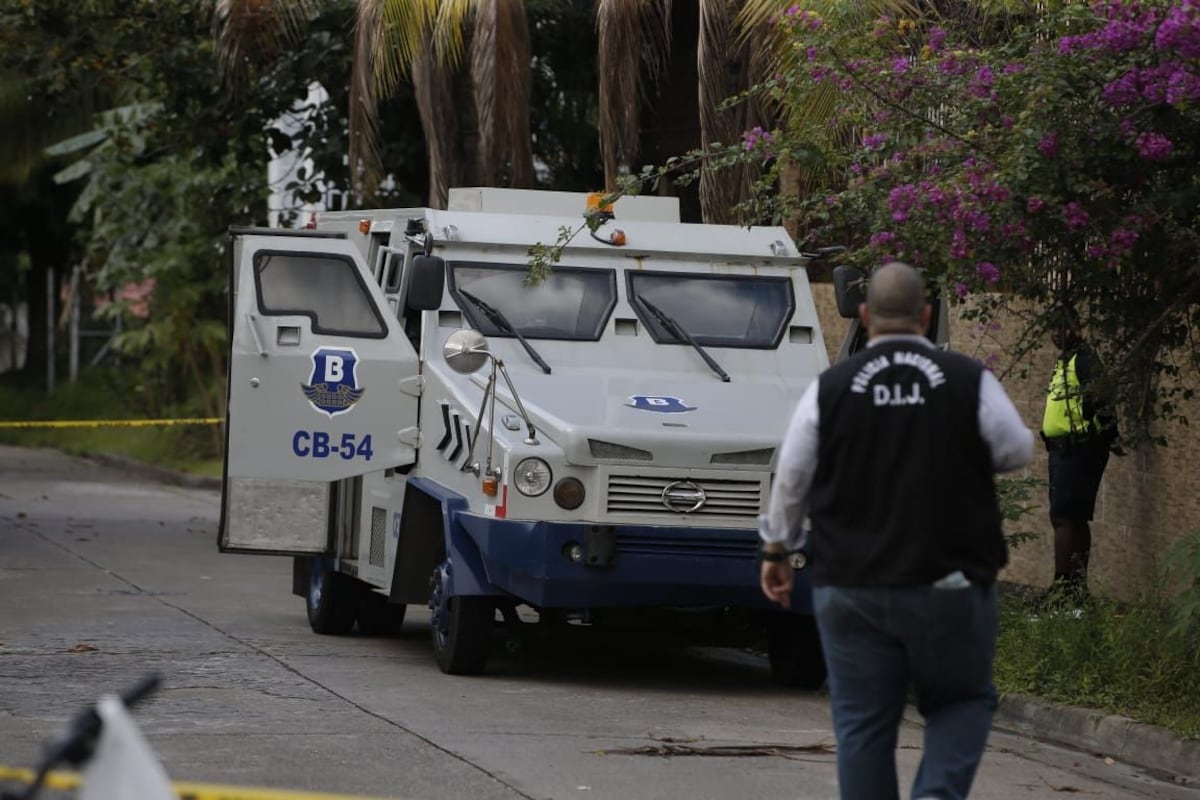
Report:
863,261,930,336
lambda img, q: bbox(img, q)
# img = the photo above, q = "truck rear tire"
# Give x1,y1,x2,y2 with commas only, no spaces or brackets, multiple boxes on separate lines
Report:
433,596,494,675
306,561,356,636
357,592,407,636
766,613,827,690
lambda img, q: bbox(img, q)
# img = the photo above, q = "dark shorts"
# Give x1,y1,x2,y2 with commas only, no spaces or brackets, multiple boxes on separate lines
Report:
1047,440,1110,521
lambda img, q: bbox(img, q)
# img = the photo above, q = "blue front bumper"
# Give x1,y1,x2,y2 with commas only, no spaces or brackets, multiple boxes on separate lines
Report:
450,511,813,613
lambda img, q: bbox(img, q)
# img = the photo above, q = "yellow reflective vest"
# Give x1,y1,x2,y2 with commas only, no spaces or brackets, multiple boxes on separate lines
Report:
1042,353,1091,439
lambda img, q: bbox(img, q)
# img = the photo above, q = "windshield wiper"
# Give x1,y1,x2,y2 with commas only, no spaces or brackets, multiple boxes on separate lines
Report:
458,289,552,374
636,295,730,383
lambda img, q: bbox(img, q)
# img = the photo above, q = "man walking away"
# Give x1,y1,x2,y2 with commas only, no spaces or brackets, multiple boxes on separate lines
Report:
758,262,1034,800
1041,306,1120,604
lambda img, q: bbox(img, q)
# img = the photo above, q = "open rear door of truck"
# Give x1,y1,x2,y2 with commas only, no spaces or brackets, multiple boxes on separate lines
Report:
219,229,421,554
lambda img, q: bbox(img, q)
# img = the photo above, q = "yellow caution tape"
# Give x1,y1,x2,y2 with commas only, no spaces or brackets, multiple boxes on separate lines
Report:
0,766,400,800
172,780,401,800
0,764,81,790
0,418,222,429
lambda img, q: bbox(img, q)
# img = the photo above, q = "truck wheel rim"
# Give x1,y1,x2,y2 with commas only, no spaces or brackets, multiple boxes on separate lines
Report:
309,567,323,609
430,562,450,648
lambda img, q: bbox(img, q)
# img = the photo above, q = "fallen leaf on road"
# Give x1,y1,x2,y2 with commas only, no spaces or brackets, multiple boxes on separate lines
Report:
67,643,98,653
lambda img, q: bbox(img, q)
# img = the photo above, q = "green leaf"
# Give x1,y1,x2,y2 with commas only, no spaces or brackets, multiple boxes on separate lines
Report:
44,128,108,157
52,158,92,184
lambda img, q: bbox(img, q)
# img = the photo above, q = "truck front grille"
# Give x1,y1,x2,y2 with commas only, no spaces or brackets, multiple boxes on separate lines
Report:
605,474,763,520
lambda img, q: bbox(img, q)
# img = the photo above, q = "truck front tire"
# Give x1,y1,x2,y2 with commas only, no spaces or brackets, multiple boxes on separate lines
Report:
306,561,356,636
433,596,494,675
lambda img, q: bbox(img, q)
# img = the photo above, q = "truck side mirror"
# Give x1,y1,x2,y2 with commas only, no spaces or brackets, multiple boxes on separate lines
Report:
406,254,445,312
443,329,490,374
832,265,866,319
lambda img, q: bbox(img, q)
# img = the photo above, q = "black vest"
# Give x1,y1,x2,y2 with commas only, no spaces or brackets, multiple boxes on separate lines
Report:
809,339,1007,587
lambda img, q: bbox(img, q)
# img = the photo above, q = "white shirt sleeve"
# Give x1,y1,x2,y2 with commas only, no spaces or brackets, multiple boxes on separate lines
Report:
978,369,1035,473
758,380,820,549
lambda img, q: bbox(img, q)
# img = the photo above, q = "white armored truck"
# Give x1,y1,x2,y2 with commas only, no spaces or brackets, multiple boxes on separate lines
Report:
219,187,846,686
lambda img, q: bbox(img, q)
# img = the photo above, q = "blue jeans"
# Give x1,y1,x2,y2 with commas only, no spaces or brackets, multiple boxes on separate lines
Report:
813,582,999,800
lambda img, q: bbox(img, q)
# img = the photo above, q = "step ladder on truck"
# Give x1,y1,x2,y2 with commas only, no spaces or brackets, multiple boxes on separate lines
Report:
217,187,933,686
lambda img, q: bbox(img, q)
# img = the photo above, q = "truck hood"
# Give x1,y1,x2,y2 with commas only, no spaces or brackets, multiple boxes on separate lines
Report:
482,368,807,469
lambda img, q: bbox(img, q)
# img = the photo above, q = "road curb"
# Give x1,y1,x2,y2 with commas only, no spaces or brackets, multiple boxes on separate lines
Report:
993,693,1200,784
87,452,221,491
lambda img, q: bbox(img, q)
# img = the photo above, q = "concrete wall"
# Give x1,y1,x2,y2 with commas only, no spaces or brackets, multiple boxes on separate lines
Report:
809,283,1200,599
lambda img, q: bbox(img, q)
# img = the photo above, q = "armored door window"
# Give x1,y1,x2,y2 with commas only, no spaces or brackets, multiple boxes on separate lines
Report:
254,251,387,338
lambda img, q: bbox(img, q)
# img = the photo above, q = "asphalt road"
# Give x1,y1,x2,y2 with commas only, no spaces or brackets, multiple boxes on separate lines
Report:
0,444,1193,800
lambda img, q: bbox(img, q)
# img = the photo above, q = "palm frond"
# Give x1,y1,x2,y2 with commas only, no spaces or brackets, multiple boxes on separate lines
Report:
735,0,925,87
737,0,924,33
639,0,673,96
376,0,482,99
432,0,482,66
376,0,438,100
734,0,929,203
212,0,322,81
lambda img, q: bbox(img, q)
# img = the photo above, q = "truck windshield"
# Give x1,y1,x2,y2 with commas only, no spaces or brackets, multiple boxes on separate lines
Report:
627,271,795,349
449,262,616,341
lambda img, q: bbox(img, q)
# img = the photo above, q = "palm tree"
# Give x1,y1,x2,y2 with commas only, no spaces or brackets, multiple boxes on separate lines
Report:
215,0,535,208
367,0,534,207
212,0,933,218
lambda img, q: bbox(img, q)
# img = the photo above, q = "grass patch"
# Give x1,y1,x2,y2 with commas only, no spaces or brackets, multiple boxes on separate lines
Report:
0,370,222,476
996,583,1200,739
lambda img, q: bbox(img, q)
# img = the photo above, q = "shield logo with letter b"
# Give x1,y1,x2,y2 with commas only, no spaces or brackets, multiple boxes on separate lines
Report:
626,395,696,413
301,346,364,417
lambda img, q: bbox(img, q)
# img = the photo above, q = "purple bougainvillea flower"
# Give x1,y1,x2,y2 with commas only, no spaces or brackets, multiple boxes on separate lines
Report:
1156,4,1200,59
1135,131,1174,160
976,262,1000,284
862,133,887,150
1063,201,1090,231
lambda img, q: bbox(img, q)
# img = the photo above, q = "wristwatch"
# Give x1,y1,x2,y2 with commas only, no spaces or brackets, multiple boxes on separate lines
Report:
758,548,809,569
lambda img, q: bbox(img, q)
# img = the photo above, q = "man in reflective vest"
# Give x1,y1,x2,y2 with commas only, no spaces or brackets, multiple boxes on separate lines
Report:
1041,307,1120,603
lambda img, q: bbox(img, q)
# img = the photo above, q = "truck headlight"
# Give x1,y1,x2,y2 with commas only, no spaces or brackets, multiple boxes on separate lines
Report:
513,458,552,497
